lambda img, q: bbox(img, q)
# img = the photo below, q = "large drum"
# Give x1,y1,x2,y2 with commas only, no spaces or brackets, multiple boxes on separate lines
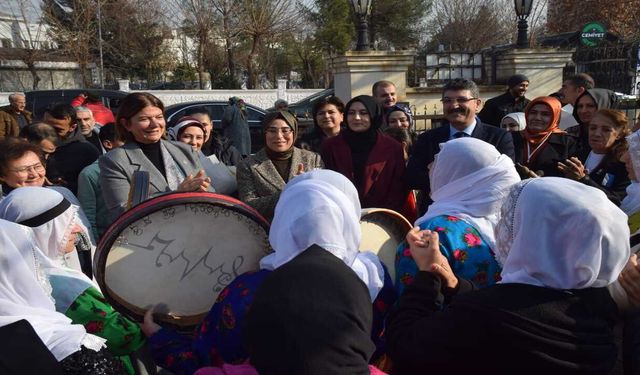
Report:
95,192,271,328
359,208,412,283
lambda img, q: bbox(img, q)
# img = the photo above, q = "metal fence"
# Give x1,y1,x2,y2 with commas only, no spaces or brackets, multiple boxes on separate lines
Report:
410,104,445,133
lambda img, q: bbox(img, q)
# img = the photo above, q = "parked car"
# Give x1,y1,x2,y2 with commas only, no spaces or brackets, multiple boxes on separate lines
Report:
164,101,267,153
266,88,335,119
25,89,128,121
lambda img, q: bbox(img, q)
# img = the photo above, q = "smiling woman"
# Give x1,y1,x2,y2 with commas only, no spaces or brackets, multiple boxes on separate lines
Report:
237,110,324,220
99,93,213,222
0,139,47,194
512,96,576,178
297,96,345,153
559,108,631,205
321,95,410,219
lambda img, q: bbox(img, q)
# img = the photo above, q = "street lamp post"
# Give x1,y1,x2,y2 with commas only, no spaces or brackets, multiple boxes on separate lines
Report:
97,0,105,88
514,0,533,48
351,0,372,51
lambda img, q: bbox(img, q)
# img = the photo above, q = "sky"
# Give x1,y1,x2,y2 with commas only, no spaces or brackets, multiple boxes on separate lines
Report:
1,0,43,21
2,0,317,21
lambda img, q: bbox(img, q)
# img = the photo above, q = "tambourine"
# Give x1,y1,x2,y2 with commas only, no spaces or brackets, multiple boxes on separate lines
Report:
95,192,271,328
359,208,412,283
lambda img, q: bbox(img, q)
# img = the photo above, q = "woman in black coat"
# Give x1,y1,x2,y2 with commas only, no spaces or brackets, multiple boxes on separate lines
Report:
513,96,575,178
296,96,344,153
559,108,631,205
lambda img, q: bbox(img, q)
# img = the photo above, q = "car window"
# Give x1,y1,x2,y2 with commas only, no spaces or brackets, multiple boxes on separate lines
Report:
207,104,225,123
108,97,122,111
30,97,67,120
246,107,264,123
168,109,188,127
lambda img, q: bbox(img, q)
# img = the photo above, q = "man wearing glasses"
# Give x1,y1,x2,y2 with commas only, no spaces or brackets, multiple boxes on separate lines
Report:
406,78,515,214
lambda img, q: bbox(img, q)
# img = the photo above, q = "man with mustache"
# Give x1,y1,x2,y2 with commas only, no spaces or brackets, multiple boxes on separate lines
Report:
479,74,531,127
406,78,515,214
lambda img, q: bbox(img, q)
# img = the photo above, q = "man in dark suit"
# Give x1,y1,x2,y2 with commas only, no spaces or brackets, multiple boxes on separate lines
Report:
406,79,515,213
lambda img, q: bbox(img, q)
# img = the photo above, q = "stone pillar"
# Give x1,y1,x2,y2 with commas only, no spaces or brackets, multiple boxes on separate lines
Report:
487,48,575,99
277,79,287,101
331,50,415,103
201,72,212,90
117,79,130,92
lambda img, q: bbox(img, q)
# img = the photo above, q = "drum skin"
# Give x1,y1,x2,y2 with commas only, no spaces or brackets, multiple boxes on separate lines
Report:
95,192,271,328
359,208,412,283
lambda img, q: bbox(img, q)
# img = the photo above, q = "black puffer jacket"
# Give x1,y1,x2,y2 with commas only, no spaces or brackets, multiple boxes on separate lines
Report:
46,127,100,195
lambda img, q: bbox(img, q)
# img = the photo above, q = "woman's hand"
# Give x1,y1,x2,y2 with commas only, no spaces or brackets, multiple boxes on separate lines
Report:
178,170,211,192
294,163,305,176
141,307,162,337
406,227,458,289
515,163,540,178
619,254,640,307
558,157,587,180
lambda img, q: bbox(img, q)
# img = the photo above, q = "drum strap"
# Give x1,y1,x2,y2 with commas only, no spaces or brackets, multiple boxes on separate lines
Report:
128,171,150,209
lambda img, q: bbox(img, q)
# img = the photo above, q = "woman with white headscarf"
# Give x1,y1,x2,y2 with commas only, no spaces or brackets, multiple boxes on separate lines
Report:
614,130,640,374
141,170,392,375
0,138,97,276
0,219,126,374
0,187,145,374
500,112,526,132
395,137,520,293
622,131,640,241
387,177,629,374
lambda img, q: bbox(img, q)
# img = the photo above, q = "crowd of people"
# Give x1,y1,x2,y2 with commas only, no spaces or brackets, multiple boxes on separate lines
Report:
1,73,640,375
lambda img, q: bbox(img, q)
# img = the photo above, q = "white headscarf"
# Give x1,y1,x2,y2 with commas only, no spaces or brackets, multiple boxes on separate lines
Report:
495,177,629,289
417,137,520,250
0,187,97,312
0,187,80,265
621,131,640,215
261,170,384,301
0,219,104,361
501,112,526,131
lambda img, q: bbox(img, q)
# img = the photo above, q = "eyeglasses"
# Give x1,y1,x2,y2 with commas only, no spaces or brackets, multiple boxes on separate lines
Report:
441,97,478,105
9,162,45,174
266,127,293,135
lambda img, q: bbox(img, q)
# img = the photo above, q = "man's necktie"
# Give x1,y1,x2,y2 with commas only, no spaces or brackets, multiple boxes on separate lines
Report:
453,132,469,139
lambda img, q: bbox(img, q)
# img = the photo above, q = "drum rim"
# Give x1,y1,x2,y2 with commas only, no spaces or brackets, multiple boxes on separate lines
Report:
360,207,412,230
95,191,270,327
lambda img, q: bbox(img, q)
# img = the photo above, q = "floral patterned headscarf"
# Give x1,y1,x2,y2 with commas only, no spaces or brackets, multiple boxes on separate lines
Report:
386,104,414,130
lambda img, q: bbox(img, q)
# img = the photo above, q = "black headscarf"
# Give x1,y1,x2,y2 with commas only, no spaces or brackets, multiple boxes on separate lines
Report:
245,245,374,375
343,95,382,153
343,96,383,188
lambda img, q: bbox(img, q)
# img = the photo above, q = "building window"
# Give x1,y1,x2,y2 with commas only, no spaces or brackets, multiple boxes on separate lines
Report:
1,39,12,48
